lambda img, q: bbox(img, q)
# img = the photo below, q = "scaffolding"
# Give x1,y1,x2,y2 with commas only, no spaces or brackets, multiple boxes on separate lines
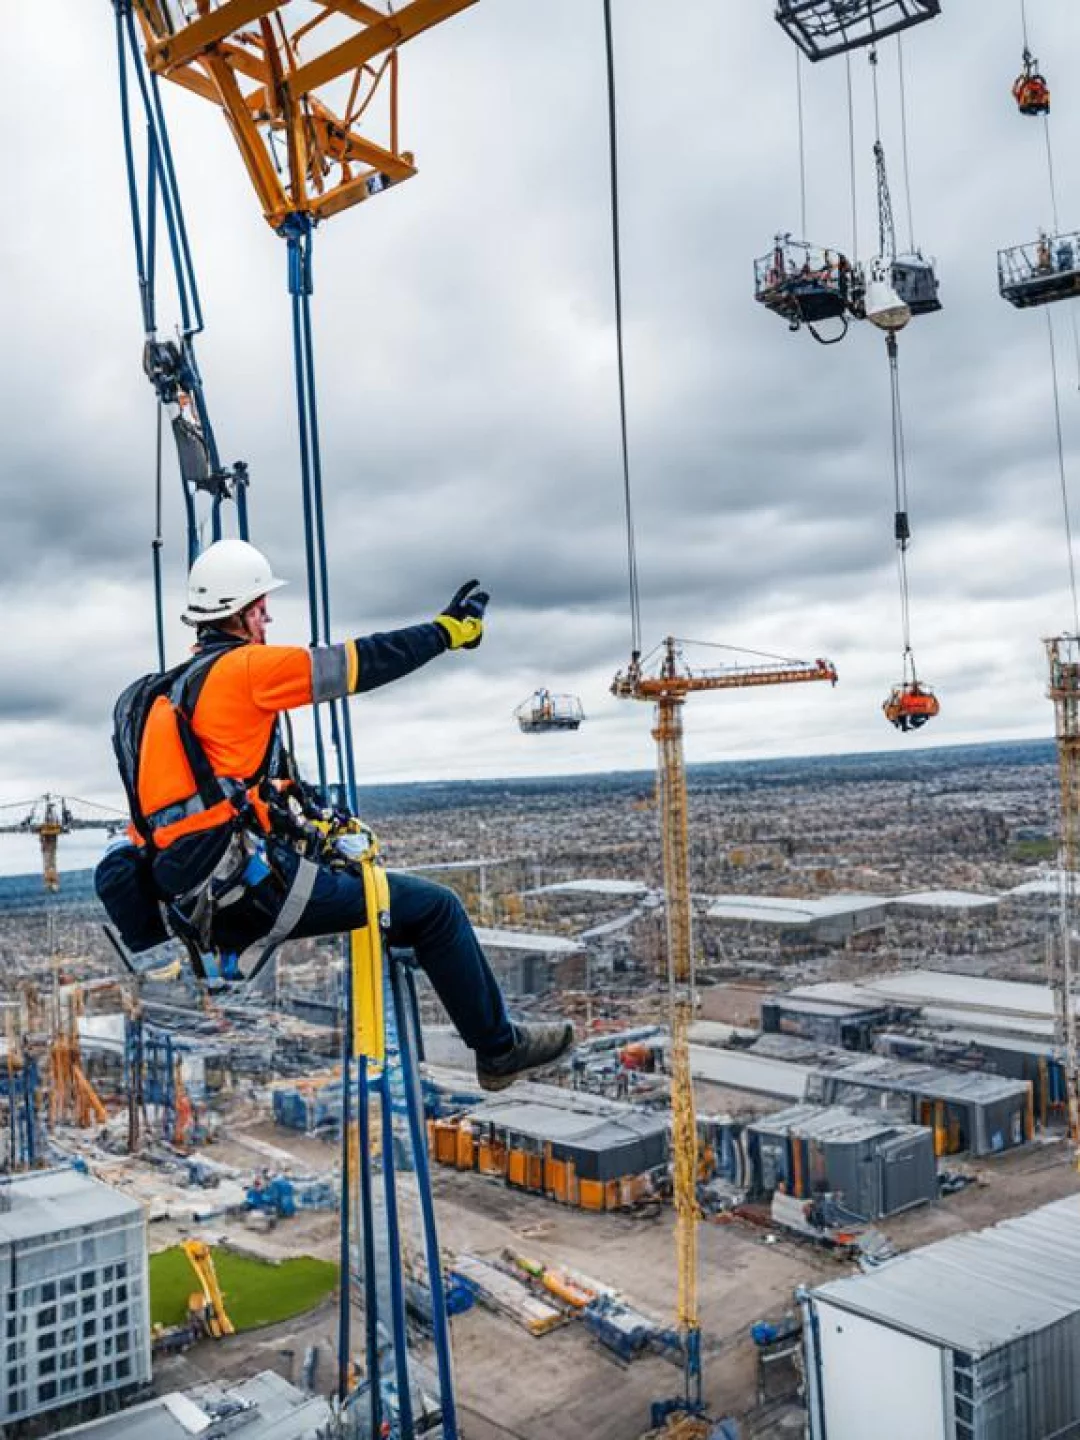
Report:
1045,635,1080,1146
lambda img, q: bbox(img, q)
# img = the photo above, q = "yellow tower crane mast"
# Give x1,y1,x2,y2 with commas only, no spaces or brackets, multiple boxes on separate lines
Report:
1045,635,1080,1149
612,637,837,1419
133,0,481,230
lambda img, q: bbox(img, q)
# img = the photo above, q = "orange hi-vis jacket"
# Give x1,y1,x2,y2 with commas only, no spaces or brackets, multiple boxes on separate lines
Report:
136,623,447,851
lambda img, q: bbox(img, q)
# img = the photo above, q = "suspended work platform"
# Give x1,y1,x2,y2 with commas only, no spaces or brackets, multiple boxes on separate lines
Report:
999,233,1080,309
775,0,941,62
515,691,584,733
754,238,856,333
883,681,940,732
891,255,941,315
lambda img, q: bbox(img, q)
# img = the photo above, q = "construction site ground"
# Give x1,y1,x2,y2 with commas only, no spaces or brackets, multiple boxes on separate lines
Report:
144,1111,1080,1436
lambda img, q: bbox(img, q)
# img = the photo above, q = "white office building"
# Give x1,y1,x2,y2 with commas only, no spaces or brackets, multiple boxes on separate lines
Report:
1,1169,150,1426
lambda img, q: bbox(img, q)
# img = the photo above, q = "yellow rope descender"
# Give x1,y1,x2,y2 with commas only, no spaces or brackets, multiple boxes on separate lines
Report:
133,0,480,229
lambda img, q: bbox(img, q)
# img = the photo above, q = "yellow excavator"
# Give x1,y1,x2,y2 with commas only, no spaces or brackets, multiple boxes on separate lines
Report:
182,1240,235,1339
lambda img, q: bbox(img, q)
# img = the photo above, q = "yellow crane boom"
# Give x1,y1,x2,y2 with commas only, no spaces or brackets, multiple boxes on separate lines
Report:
612,636,837,1417
134,0,481,228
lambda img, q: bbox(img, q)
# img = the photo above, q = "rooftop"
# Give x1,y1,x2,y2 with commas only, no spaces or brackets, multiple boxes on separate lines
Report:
56,1370,332,1439
0,1169,141,1246
813,1195,1080,1356
705,893,889,926
468,1096,665,1152
751,1103,926,1145
525,878,651,897
793,970,1078,1024
473,927,583,954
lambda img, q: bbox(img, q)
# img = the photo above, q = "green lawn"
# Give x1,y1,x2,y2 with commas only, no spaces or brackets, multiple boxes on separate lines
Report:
150,1246,339,1332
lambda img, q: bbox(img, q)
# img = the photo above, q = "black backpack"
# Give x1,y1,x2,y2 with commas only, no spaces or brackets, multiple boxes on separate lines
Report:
96,651,233,952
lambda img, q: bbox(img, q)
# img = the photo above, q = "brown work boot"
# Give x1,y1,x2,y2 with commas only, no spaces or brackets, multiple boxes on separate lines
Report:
476,1020,575,1093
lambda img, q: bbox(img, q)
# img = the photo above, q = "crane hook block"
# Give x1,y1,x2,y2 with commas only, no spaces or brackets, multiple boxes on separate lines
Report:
895,511,911,544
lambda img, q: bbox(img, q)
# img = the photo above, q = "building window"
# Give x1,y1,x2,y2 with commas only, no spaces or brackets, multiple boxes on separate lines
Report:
5,1342,15,1363
38,1333,55,1352
102,1266,114,1283
116,1333,129,1354
82,1320,96,1339
40,1284,56,1304
102,1315,113,1333
116,1284,128,1303
84,1343,97,1362
37,1306,56,1329
116,1356,131,1380
37,1380,57,1404
81,1295,94,1315
39,1355,55,1376
116,1309,128,1329
80,1271,95,1291
61,1326,76,1346
84,1367,97,1388
101,1289,113,1307
60,1349,77,1371
60,1277,77,1298
116,1262,128,1280
61,1301,77,1321
5,1318,15,1339
101,1363,112,1383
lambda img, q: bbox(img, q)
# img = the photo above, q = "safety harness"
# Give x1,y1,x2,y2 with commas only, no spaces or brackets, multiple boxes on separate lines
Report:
103,642,319,988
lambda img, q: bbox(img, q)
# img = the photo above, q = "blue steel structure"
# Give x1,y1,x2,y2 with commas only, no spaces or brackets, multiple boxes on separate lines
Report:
0,1059,41,1171
111,16,459,1436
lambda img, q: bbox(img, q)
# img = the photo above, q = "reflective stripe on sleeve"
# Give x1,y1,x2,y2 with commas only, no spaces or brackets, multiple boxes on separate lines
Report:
311,643,352,702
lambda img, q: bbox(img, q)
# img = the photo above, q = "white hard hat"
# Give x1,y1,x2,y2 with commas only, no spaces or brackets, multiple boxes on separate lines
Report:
181,539,288,627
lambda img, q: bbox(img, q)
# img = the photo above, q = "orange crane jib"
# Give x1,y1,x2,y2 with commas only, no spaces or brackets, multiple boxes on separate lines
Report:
135,0,481,229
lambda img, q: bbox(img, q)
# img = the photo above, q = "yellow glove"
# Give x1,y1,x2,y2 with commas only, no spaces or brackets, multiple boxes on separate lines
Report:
435,579,489,650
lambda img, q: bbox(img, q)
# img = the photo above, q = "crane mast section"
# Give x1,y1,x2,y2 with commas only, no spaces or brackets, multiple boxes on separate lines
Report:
135,0,480,227
1046,636,1080,1146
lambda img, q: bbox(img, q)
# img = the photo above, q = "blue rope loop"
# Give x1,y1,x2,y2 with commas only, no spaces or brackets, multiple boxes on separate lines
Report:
113,0,249,660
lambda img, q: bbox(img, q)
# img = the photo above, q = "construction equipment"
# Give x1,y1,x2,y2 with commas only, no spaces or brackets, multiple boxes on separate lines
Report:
130,0,481,231
882,678,940,731
612,638,837,1419
774,0,941,63
1013,47,1051,116
48,986,110,1131
1045,636,1080,1150
182,1239,235,1339
514,690,585,733
0,795,124,891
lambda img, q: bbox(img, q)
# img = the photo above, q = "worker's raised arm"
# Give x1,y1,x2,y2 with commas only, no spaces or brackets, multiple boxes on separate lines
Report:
249,580,490,708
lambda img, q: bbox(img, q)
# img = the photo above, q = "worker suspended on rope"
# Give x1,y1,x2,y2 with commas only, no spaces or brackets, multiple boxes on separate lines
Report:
1013,49,1050,116
96,540,573,1092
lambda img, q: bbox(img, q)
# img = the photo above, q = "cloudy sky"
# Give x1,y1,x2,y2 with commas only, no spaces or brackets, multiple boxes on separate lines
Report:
3,1,1080,870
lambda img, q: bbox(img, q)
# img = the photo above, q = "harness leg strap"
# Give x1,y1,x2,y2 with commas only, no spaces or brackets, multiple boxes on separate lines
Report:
239,855,321,982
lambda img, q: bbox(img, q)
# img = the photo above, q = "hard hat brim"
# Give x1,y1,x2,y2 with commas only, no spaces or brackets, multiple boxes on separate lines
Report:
181,576,288,627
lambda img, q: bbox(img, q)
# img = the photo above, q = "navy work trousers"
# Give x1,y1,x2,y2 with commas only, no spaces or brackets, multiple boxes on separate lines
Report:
213,857,514,1059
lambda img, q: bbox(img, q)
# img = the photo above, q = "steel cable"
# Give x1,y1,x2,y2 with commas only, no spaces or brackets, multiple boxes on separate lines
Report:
602,0,642,660
1046,311,1080,635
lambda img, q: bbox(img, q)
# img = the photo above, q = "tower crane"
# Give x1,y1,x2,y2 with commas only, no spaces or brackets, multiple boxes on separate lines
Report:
0,796,125,892
612,638,837,1422
1045,636,1080,1152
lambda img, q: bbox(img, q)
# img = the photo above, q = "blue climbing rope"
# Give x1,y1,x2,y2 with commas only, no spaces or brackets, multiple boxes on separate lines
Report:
112,0,248,655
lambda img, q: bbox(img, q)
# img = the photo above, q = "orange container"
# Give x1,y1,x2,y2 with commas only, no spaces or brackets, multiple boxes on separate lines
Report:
579,1180,605,1211
456,1124,476,1170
